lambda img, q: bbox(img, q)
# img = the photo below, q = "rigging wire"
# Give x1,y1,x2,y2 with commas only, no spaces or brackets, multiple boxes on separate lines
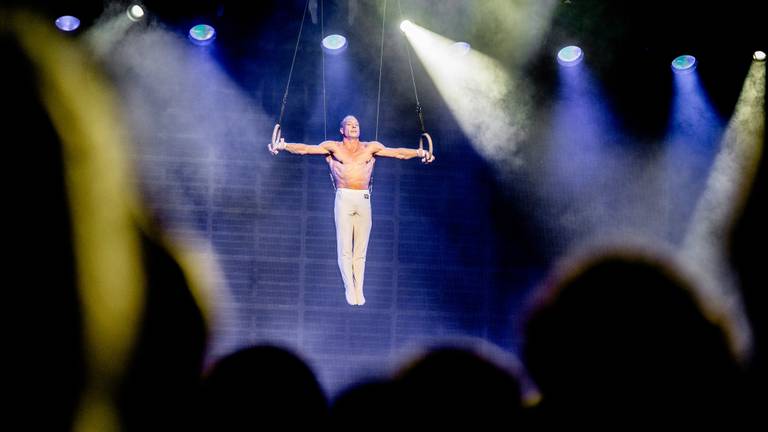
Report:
277,0,311,126
397,0,426,133
375,0,388,141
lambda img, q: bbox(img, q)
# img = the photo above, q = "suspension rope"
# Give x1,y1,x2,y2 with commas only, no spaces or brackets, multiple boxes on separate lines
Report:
320,0,327,140
375,0,388,141
397,0,426,134
277,0,311,126
320,0,337,190
396,0,433,162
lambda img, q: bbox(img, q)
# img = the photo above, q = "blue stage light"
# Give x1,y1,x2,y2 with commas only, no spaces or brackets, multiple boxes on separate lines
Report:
557,45,584,66
671,55,697,72
189,24,216,46
55,16,81,32
322,34,348,54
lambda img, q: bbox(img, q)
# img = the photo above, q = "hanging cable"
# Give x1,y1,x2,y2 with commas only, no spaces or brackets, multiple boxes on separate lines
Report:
397,0,433,161
277,0,311,127
320,0,327,140
375,0,388,142
320,0,337,190
271,0,312,151
397,0,425,133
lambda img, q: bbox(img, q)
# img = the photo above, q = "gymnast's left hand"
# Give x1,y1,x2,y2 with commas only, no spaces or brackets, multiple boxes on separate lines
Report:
418,148,435,163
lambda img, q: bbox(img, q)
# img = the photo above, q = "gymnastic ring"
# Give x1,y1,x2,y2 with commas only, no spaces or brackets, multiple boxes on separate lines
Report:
270,123,282,153
419,132,434,162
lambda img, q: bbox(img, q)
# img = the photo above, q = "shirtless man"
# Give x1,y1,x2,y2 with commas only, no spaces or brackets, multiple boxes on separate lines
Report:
269,115,435,305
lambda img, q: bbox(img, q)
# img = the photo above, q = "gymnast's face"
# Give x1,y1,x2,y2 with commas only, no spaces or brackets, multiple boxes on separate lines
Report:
340,116,360,139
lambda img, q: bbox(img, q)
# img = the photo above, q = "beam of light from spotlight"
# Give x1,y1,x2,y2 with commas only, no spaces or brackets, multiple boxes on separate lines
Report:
317,37,351,137
541,52,639,245
401,22,528,171
93,20,259,356
668,59,722,147
551,60,605,190
680,58,764,361
55,15,81,32
661,55,724,246
84,7,141,58
189,24,216,46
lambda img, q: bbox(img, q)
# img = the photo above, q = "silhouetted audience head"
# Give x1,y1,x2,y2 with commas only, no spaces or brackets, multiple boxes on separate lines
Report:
389,340,529,428
522,243,746,427
4,9,213,431
199,344,329,429
330,378,398,430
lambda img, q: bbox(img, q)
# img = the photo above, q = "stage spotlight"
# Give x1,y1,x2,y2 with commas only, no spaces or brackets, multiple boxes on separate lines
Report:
400,20,414,33
189,24,216,46
557,45,584,66
55,15,81,32
452,41,471,56
754,51,766,61
322,34,348,54
126,4,145,22
671,54,697,72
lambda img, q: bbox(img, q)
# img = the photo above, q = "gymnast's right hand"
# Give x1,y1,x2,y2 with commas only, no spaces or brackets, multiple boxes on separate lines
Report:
269,138,286,155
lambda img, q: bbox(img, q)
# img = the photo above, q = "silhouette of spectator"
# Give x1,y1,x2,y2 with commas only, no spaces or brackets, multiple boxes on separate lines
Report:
388,340,530,429
329,377,398,430
522,242,747,428
198,344,329,430
4,9,214,431
116,230,210,431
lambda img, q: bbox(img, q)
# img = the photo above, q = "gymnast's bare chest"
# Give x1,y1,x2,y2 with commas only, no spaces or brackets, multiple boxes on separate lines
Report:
330,146,375,166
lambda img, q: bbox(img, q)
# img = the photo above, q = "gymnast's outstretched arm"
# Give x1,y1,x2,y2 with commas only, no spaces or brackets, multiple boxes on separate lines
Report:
270,139,333,155
369,141,435,163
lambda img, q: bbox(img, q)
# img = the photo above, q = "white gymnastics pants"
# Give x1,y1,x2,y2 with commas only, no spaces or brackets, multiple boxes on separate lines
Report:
334,188,372,305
